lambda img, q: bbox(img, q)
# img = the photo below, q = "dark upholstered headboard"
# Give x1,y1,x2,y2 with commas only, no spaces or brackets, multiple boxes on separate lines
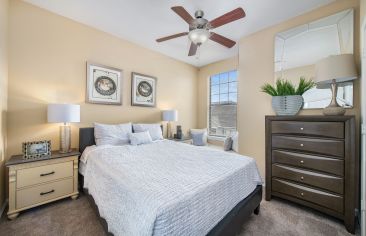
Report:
79,125,164,154
79,128,95,154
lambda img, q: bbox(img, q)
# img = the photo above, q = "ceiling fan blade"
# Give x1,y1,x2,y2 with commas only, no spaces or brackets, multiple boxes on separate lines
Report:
188,43,198,56
210,33,236,48
156,32,188,42
171,6,194,24
209,8,246,29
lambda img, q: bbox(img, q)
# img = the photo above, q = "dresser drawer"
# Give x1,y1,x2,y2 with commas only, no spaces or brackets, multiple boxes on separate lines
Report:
16,178,73,209
272,121,344,139
272,150,344,176
272,136,344,157
17,161,73,188
272,178,343,213
272,164,344,194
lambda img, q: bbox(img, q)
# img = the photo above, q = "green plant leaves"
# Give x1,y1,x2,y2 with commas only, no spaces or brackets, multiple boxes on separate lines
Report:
261,77,315,96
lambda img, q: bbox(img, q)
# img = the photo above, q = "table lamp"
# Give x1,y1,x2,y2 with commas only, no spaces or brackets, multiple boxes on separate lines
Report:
315,54,358,116
48,104,80,153
162,110,178,139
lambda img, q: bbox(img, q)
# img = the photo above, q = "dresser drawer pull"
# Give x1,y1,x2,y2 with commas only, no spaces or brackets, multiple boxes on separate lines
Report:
40,189,55,196
40,171,55,177
300,127,304,130
300,192,304,196
300,160,304,164
300,176,304,180
300,143,304,147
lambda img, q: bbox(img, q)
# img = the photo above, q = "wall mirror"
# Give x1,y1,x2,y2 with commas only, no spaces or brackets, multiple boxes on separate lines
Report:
274,9,354,109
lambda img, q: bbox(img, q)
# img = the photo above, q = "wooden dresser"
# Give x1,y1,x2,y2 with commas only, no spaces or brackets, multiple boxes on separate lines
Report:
265,116,358,234
6,150,80,220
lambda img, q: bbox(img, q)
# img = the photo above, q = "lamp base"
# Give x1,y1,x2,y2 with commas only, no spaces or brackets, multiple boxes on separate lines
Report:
323,106,346,116
60,125,72,153
167,122,173,139
323,79,346,116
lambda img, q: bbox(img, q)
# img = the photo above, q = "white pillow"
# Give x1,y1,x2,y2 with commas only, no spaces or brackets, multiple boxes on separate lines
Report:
94,122,132,146
231,131,239,152
190,129,208,146
129,131,153,145
132,124,163,141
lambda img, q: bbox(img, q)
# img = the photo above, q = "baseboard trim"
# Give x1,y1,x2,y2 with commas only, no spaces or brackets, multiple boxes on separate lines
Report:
0,198,8,218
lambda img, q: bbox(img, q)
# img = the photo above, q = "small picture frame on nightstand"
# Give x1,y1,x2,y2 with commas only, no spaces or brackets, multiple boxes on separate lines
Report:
22,140,51,159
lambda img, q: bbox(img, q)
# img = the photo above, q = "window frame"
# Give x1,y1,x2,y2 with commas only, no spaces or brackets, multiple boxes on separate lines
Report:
208,70,238,137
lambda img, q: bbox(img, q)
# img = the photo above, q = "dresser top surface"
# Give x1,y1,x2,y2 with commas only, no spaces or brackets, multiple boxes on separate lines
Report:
6,149,80,166
265,115,355,122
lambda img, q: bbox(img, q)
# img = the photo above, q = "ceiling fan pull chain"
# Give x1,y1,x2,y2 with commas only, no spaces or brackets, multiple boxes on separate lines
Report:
196,45,201,60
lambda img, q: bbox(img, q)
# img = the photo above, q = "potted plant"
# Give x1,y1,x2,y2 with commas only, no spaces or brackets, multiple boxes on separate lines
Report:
261,77,315,115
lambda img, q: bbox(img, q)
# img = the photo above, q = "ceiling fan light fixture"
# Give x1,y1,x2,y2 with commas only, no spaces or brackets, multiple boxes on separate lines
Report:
188,29,210,45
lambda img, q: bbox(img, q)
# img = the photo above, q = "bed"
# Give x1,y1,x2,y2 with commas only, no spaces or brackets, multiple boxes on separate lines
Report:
79,127,262,236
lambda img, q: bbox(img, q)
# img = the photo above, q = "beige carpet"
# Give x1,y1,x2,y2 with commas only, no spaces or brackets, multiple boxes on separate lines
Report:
0,193,359,236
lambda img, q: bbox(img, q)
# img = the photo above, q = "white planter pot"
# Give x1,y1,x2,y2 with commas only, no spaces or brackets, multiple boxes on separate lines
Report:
272,95,303,116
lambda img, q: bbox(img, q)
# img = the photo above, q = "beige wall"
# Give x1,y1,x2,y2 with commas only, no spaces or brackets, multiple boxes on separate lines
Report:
238,0,361,178
0,0,8,209
7,0,198,158
197,57,238,129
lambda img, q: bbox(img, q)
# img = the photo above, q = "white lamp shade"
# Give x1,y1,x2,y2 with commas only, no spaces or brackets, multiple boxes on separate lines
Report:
48,104,80,123
315,54,358,87
162,110,178,122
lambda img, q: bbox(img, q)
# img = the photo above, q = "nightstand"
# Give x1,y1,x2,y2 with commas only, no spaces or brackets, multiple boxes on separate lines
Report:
169,137,192,144
6,150,80,220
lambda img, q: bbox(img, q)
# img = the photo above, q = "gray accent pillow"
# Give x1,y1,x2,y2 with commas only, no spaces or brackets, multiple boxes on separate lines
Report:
224,137,233,151
129,131,153,145
132,124,163,141
192,132,205,146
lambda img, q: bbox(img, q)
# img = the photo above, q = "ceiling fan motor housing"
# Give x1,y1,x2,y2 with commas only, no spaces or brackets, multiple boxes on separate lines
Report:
190,10,209,30
195,10,204,18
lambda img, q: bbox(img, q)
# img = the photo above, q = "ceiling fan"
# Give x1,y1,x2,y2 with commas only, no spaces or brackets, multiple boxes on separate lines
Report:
156,6,246,56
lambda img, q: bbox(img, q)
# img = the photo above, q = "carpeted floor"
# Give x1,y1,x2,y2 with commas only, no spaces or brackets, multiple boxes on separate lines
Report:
0,193,359,236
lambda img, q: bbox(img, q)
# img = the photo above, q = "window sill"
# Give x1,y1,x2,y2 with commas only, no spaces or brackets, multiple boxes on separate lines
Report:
208,136,226,142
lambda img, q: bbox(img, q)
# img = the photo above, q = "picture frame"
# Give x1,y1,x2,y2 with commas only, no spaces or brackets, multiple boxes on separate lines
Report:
86,62,123,105
22,140,51,159
131,72,157,107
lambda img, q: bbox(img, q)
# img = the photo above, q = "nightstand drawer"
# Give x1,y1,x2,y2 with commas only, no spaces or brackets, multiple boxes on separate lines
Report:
16,178,73,209
17,161,73,188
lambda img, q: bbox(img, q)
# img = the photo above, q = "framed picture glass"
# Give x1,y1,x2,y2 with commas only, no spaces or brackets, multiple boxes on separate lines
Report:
86,62,122,105
131,72,157,107
22,140,51,159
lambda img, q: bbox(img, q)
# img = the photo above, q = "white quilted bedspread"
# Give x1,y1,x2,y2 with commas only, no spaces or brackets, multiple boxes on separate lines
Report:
81,140,262,236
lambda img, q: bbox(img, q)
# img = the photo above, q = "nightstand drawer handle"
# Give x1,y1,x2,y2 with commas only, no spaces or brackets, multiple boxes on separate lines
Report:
40,171,55,177
40,189,55,196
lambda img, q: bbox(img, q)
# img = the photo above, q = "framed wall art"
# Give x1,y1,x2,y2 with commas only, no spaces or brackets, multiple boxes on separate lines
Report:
131,72,157,107
22,140,51,159
86,62,123,105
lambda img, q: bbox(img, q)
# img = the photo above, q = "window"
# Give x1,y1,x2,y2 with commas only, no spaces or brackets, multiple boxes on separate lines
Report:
209,70,237,137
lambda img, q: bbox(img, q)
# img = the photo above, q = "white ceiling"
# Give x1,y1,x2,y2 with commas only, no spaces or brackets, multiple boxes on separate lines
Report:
23,0,336,67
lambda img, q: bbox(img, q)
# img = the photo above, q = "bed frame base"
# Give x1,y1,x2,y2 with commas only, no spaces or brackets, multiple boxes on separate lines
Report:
82,184,262,236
